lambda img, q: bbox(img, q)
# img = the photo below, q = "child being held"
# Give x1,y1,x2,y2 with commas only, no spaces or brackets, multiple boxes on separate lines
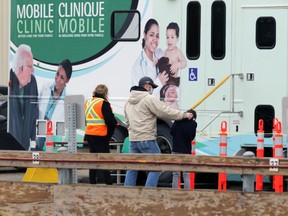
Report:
170,109,197,189
164,22,187,78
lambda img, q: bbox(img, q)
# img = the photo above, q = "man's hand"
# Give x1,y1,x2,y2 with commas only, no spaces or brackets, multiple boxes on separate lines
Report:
184,112,193,120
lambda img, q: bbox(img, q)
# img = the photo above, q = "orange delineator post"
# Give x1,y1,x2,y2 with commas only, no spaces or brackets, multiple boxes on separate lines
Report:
177,173,181,189
190,139,196,190
191,139,196,156
218,121,227,191
256,119,264,191
45,120,54,152
274,121,283,193
272,118,278,189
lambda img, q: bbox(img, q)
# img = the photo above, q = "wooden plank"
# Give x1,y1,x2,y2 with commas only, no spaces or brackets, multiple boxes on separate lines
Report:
0,182,53,215
0,182,287,215
0,151,288,175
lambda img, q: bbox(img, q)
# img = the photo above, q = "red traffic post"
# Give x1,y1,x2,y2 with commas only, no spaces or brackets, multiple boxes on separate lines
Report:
218,121,227,191
272,118,278,158
274,121,283,193
178,173,182,189
45,120,54,152
272,118,278,189
190,139,196,190
256,119,264,191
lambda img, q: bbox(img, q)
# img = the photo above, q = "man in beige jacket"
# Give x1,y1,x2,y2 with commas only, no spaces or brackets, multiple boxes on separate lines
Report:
124,76,193,187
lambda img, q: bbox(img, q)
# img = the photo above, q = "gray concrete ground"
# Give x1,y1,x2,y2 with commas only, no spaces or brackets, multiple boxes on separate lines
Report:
0,167,24,182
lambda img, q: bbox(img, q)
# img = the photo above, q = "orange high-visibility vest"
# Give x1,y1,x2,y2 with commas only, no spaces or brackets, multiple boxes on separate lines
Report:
85,98,107,136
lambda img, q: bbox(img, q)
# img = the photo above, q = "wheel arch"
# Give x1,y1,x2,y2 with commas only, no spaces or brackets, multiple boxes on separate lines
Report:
156,118,173,154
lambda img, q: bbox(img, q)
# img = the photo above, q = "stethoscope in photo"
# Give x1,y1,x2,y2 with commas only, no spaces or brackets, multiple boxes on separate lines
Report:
140,50,159,78
44,90,62,120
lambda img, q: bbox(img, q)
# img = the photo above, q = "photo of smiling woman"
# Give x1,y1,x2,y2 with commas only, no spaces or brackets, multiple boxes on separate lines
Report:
131,18,169,97
36,59,72,150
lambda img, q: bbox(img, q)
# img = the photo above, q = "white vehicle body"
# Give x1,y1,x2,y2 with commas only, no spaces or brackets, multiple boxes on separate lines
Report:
5,0,288,156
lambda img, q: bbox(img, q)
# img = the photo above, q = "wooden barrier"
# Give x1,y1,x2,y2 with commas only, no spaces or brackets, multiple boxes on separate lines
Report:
1,151,288,215
0,151,288,175
1,182,288,215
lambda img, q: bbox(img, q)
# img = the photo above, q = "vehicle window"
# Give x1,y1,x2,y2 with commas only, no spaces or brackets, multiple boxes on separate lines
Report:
186,1,201,60
254,105,274,138
111,10,140,41
256,17,276,49
211,1,226,60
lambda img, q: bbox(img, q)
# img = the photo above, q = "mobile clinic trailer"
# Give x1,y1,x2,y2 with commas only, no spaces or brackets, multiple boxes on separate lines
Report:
179,0,288,157
4,0,288,160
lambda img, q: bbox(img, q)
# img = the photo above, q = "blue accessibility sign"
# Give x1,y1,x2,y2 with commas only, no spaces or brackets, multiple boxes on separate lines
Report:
189,68,198,81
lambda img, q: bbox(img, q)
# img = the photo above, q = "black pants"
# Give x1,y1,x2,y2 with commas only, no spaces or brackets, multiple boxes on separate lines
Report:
86,135,112,185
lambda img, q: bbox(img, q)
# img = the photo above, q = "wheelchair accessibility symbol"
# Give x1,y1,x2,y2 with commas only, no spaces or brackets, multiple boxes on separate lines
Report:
189,68,198,81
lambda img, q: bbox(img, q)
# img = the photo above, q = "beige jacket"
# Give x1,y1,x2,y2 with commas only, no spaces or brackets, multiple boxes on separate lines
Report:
124,86,186,142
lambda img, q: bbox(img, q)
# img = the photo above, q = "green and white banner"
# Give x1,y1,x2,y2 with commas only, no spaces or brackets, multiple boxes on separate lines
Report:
11,0,138,65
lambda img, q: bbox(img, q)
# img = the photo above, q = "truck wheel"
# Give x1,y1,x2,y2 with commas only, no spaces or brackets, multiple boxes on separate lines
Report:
156,124,172,154
157,123,173,186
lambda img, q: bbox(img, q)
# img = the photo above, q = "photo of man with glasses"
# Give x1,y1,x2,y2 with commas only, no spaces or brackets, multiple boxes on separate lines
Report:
8,44,39,150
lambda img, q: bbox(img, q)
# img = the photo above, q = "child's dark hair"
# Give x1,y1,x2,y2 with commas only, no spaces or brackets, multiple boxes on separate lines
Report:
186,109,197,119
142,18,159,48
167,22,179,37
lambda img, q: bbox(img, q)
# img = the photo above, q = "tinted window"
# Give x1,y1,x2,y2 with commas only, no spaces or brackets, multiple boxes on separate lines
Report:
186,2,201,60
256,17,276,49
211,1,226,60
254,105,274,138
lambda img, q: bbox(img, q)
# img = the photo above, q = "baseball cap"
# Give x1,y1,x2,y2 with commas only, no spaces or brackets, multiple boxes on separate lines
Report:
138,76,158,89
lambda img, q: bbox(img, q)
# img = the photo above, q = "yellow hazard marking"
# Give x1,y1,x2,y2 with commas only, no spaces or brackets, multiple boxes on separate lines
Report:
22,168,58,183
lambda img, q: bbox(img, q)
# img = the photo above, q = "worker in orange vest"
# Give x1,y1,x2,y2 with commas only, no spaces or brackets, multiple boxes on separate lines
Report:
85,84,117,185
